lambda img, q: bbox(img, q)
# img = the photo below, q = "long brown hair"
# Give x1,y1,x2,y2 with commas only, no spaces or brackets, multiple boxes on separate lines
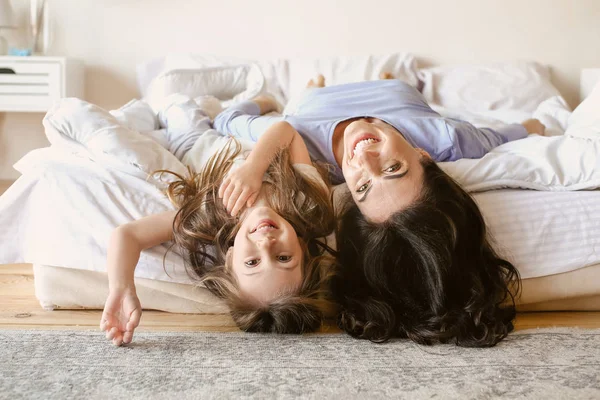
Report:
158,138,337,333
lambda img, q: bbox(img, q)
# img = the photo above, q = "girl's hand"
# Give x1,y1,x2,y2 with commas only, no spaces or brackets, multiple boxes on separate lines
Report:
100,286,142,346
219,166,263,217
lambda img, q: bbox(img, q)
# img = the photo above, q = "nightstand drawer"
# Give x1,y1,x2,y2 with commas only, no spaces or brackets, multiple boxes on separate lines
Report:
0,57,83,112
0,61,60,112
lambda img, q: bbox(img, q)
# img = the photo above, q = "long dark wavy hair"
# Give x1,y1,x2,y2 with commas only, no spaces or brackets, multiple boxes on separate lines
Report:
332,158,520,347
158,138,337,333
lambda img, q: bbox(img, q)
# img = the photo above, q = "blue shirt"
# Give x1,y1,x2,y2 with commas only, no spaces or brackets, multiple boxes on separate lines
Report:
214,80,527,184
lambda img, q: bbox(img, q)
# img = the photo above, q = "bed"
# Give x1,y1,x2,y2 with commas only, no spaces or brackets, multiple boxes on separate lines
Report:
1,52,599,313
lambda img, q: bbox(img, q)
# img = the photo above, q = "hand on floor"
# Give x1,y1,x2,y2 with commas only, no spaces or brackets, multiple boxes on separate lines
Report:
100,287,142,346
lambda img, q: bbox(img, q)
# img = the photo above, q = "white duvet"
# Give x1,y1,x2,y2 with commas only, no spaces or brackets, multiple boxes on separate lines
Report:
1,81,600,282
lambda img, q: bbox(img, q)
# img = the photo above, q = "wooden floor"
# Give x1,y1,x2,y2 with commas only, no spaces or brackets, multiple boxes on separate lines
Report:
1,180,600,333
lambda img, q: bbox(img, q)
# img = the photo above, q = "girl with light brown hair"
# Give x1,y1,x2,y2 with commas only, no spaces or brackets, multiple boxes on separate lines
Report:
101,96,336,346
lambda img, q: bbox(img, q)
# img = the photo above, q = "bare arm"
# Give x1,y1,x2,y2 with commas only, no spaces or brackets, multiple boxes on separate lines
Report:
107,211,176,289
101,210,176,346
244,121,311,172
218,121,312,216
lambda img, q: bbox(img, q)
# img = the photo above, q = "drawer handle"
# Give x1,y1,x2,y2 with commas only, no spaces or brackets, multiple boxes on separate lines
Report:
0,68,16,74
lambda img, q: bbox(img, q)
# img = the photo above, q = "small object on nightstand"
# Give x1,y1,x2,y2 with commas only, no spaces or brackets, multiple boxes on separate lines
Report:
0,56,84,112
0,0,16,55
7,48,33,57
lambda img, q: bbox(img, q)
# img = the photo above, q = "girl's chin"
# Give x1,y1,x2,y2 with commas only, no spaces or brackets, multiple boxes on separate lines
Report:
243,206,279,221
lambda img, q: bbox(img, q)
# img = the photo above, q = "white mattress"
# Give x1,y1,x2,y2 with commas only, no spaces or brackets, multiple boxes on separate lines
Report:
473,189,600,278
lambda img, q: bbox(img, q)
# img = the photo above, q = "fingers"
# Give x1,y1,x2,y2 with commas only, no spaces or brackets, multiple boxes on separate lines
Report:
122,331,134,345
105,323,133,346
106,326,118,340
127,308,142,332
246,191,260,209
226,186,244,215
121,307,142,345
105,326,123,346
222,181,237,209
100,310,116,332
100,316,109,331
112,334,124,347
220,178,247,214
102,319,140,346
101,295,141,346
230,189,251,217
218,177,230,199
100,297,118,331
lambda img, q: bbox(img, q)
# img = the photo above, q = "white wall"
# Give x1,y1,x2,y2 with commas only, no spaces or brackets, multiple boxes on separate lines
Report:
1,0,599,179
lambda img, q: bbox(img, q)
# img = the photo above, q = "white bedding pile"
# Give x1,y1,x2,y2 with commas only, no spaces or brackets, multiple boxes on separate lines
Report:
1,54,600,288
3,149,189,284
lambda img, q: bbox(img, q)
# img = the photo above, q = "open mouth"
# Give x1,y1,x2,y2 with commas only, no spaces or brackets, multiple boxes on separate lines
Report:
351,134,380,159
250,219,278,233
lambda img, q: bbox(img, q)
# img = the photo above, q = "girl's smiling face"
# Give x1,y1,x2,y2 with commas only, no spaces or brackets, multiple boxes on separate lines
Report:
231,206,303,304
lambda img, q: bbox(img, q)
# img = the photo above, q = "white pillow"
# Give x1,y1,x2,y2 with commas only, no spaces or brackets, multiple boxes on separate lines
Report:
137,54,253,96
418,61,560,112
284,52,420,104
145,63,266,113
138,53,419,112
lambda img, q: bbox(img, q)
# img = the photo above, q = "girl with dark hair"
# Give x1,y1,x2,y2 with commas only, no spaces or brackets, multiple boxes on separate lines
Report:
213,75,544,346
101,97,336,346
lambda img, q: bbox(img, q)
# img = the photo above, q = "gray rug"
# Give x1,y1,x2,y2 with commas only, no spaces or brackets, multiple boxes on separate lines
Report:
1,328,599,399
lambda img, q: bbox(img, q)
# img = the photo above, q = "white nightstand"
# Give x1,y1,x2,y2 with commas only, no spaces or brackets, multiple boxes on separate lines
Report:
0,56,83,112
